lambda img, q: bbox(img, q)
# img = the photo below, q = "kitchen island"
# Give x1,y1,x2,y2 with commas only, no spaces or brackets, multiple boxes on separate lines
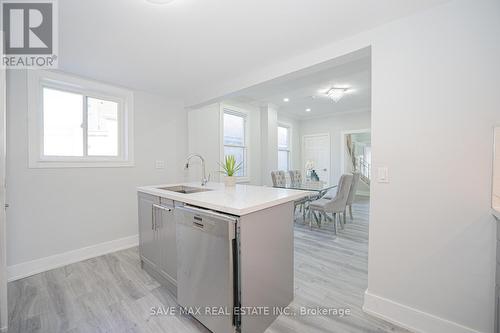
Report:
137,182,310,333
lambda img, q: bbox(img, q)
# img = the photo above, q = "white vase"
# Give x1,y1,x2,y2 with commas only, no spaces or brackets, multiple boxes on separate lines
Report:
224,176,236,187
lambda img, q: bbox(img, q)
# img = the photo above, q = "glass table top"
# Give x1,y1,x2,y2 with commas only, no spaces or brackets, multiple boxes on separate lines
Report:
274,181,337,192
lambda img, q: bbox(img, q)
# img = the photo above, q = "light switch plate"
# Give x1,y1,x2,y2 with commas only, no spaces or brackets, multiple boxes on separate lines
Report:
155,160,165,169
377,167,389,183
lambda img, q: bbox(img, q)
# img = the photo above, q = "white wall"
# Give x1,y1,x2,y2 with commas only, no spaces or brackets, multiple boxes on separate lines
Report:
366,2,499,332
187,100,262,185
184,1,500,332
6,70,187,273
187,103,222,182
300,111,371,186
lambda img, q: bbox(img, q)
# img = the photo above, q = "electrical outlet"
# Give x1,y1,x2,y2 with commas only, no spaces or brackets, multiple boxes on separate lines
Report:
155,160,165,169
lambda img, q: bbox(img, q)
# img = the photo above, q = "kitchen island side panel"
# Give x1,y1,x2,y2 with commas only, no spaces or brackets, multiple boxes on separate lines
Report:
239,201,294,333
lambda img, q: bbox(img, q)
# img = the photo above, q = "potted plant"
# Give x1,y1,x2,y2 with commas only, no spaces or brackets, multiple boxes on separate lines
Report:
219,155,242,187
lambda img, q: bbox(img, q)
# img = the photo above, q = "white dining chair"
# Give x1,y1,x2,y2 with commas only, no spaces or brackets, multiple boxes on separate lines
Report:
288,170,302,186
308,174,353,234
271,171,287,187
288,170,307,217
345,172,361,221
323,172,361,222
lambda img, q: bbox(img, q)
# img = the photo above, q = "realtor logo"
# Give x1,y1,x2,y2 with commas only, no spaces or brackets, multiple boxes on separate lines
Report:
1,0,58,68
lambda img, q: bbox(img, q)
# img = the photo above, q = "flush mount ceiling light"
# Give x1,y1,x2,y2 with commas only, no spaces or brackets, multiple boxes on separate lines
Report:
283,98,289,102
305,108,311,112
326,87,351,103
146,0,176,4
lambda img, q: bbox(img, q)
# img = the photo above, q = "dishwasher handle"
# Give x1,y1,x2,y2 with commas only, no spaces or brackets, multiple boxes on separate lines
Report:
177,205,238,224
152,204,173,230
153,204,172,212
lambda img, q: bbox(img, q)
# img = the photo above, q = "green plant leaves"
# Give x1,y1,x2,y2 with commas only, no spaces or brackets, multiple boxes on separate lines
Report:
218,155,242,177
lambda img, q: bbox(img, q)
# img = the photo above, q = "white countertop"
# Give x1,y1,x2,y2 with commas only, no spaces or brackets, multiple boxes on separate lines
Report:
138,182,312,216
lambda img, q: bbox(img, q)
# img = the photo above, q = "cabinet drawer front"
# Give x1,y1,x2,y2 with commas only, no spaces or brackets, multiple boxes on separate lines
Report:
138,193,161,268
159,207,177,286
496,288,500,333
160,198,174,207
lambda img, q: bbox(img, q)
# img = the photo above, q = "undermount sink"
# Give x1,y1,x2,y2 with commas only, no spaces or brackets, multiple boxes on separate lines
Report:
157,185,212,194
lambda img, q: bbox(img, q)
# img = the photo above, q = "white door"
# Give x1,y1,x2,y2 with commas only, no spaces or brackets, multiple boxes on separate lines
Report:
302,134,330,184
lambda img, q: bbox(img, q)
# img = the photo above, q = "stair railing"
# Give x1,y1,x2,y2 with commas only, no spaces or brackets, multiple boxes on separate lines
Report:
357,156,371,184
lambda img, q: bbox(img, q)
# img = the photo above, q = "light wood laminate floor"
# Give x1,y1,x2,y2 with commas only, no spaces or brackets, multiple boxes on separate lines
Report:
8,198,408,333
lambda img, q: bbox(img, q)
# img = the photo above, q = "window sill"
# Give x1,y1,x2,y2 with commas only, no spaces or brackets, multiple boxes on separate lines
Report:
29,160,135,168
235,177,250,184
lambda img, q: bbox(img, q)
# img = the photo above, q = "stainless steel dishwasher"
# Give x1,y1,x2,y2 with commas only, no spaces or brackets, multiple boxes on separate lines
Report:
176,205,240,333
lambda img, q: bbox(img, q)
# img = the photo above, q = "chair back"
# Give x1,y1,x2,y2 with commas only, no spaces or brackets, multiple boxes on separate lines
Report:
325,174,353,212
271,171,287,187
346,172,361,205
288,170,302,186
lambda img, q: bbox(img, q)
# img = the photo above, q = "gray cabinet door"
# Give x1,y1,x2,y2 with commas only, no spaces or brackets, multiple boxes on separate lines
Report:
159,201,177,286
138,193,160,268
496,286,499,333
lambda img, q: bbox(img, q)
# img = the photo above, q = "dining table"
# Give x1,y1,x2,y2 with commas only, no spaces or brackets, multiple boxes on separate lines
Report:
273,181,337,222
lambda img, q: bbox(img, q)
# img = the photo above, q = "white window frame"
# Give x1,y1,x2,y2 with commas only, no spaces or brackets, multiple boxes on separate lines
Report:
27,70,134,168
220,105,250,182
278,123,292,171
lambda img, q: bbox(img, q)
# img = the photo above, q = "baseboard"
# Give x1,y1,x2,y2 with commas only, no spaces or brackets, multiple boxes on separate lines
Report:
7,234,139,282
363,290,484,333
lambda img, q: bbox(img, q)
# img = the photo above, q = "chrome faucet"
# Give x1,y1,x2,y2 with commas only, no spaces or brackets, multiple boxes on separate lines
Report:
185,154,209,186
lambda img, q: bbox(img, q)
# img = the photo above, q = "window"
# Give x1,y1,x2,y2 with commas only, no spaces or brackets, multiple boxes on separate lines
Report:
278,125,290,171
42,88,84,157
223,110,247,177
28,70,134,167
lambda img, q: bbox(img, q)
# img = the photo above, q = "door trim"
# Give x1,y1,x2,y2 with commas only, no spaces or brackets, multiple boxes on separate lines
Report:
302,133,331,184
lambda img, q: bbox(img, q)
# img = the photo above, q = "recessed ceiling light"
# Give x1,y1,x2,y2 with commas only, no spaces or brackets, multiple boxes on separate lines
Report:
283,98,289,102
305,108,311,112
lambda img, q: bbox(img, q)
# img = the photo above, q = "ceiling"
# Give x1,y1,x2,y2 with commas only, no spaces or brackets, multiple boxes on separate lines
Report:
229,48,371,119
58,0,449,102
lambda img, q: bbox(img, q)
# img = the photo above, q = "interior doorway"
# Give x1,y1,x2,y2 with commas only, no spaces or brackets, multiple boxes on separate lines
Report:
341,129,371,196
